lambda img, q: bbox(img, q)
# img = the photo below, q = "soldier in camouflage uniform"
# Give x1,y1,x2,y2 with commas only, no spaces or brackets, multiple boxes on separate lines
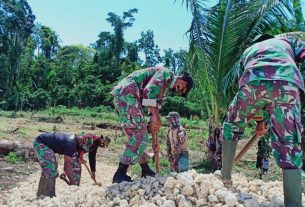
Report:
222,34,305,207
111,66,193,183
33,132,109,198
166,112,189,172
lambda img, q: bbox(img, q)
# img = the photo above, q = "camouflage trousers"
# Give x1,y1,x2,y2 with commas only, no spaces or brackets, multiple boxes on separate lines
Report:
33,140,58,177
113,95,149,165
223,80,303,169
64,155,81,186
33,140,81,183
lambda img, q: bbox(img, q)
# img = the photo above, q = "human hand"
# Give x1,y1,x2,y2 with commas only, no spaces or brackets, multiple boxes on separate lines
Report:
256,121,268,136
59,173,66,180
79,158,87,164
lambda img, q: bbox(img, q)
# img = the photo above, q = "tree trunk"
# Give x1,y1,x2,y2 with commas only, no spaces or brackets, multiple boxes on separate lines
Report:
0,140,35,159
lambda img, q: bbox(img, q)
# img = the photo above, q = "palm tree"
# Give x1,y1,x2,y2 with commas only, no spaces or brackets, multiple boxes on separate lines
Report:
178,0,303,124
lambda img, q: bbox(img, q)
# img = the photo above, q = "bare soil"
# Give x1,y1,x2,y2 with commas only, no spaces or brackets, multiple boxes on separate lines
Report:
0,113,284,205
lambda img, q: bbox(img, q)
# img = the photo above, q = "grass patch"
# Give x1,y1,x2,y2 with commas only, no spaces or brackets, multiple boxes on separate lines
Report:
5,152,24,164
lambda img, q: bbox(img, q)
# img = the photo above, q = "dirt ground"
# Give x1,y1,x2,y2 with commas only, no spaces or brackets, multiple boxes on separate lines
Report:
0,156,118,207
0,114,121,194
0,158,39,192
0,113,285,205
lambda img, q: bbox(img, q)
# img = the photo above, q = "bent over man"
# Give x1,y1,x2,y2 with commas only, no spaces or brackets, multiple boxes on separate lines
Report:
33,132,109,198
222,34,305,207
111,66,193,183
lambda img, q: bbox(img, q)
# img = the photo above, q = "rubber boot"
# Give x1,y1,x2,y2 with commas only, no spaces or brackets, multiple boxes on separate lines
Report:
141,162,156,178
283,169,302,207
37,175,47,198
37,175,56,198
112,162,132,183
45,176,56,197
221,140,237,186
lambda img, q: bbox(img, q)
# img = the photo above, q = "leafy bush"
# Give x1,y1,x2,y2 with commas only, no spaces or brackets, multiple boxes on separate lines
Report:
29,88,51,109
161,96,204,119
43,105,118,121
5,152,24,164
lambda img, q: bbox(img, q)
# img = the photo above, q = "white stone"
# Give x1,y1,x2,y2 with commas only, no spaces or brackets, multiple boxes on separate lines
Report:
208,195,218,203
214,170,222,177
173,188,180,195
178,196,191,207
200,181,209,197
138,189,145,196
176,173,194,187
119,199,128,207
244,199,260,207
163,200,176,207
196,198,207,207
194,174,206,183
130,195,141,206
215,189,228,201
225,193,237,207
181,185,194,196
164,177,177,189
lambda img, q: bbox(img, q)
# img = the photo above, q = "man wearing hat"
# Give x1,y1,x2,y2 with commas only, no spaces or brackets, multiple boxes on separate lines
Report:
111,66,193,183
33,132,110,198
166,111,189,172
222,34,305,207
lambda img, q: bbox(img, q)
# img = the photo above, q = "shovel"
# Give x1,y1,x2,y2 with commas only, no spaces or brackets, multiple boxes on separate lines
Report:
59,173,71,185
234,122,268,165
82,162,102,186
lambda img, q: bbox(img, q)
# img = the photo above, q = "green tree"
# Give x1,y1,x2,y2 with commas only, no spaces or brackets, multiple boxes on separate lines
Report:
0,0,35,110
162,48,188,74
93,31,118,82
138,30,161,67
106,8,138,72
35,24,60,59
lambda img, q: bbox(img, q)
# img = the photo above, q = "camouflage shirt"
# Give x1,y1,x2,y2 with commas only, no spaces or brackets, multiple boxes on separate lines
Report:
111,67,174,99
239,37,305,92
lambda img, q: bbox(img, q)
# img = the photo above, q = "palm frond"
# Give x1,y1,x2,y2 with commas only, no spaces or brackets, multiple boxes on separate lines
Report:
181,0,300,120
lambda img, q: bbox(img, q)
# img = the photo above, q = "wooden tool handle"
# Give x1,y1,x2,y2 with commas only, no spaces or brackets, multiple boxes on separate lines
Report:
233,133,260,165
152,131,160,174
83,162,98,185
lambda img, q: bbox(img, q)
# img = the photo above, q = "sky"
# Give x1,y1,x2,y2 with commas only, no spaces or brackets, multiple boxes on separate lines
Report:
26,0,213,52
26,1,305,52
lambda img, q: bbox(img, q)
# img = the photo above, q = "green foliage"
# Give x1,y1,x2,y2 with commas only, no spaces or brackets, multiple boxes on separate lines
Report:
43,105,118,121
5,152,24,164
138,30,161,66
0,4,193,115
163,49,188,74
179,0,305,124
161,96,204,119
257,135,272,160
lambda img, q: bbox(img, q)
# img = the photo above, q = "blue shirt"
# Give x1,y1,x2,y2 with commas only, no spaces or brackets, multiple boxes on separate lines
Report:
36,132,77,157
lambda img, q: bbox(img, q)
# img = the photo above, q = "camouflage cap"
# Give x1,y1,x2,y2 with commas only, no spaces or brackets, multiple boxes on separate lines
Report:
166,112,180,119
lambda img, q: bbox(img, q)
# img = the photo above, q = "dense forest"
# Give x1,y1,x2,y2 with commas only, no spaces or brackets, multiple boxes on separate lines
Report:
1,0,305,121
0,0,202,117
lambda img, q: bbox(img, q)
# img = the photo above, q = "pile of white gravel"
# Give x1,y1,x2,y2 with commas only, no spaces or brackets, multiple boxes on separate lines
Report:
1,167,305,207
